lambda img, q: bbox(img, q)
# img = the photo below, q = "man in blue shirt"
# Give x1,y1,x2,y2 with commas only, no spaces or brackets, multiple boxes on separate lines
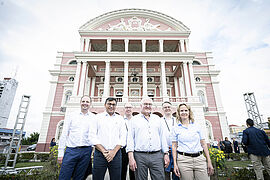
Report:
126,97,169,180
242,118,270,180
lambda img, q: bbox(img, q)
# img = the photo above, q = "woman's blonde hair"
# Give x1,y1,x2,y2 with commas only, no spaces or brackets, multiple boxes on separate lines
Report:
176,103,194,124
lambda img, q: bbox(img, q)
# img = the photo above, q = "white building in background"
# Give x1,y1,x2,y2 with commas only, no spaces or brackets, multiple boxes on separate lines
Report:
37,9,230,152
0,78,18,128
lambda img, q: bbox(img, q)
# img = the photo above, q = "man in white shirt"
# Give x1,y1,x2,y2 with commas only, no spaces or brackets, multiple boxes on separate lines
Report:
162,101,179,180
121,102,135,180
126,97,170,180
58,95,95,180
91,97,127,180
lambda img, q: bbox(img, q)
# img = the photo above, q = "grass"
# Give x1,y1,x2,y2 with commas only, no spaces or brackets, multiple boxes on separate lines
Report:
0,161,47,168
225,160,252,168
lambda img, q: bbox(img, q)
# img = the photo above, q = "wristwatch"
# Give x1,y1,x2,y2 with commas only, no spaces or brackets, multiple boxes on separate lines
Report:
164,152,169,156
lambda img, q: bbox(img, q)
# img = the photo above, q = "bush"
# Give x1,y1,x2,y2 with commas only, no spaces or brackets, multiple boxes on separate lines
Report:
36,153,50,162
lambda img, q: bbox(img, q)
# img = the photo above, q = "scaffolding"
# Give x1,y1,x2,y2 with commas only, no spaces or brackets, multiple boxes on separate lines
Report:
243,92,262,129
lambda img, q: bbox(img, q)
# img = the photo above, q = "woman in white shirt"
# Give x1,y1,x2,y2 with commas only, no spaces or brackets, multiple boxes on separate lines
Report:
171,103,214,180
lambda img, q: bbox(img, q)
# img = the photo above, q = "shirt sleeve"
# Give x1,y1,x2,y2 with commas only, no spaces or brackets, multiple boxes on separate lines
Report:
159,118,169,153
58,113,72,157
89,114,101,146
197,124,206,140
262,130,270,148
170,126,178,142
126,117,135,152
118,116,127,147
242,129,248,145
88,113,96,146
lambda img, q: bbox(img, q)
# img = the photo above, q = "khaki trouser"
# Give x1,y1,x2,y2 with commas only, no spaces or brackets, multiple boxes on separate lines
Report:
250,154,270,180
177,154,209,180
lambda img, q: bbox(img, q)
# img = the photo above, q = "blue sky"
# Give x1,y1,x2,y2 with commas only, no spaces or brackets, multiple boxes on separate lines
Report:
0,0,270,135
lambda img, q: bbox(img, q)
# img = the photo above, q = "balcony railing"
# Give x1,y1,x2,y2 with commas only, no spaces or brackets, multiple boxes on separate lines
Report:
90,96,193,103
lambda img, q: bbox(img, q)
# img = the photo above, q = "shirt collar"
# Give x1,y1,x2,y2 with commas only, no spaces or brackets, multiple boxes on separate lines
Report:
80,111,89,116
104,111,116,117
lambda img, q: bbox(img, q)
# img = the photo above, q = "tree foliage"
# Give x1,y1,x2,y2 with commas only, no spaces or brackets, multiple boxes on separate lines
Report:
21,132,39,145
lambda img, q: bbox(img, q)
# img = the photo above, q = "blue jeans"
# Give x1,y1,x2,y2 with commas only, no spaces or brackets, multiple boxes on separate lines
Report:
93,149,122,180
59,146,92,180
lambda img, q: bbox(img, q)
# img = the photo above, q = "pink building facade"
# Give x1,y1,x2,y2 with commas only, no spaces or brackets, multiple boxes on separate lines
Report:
37,9,229,152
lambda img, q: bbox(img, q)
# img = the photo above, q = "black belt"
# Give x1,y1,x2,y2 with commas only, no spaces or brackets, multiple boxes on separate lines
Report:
134,150,161,154
74,146,89,149
178,151,203,157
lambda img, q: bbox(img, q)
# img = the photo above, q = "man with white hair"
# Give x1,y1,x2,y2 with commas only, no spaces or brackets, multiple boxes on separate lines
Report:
126,98,169,180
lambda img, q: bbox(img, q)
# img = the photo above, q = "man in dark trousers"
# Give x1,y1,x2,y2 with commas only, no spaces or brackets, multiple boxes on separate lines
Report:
242,118,270,180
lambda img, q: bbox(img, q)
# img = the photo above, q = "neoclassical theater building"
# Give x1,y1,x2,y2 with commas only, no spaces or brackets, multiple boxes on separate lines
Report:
36,9,229,152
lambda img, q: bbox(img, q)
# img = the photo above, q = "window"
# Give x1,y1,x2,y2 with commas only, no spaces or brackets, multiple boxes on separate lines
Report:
192,61,201,65
147,77,154,83
198,90,206,105
116,77,123,82
69,60,77,65
56,121,64,141
131,77,139,82
69,76,74,81
195,77,201,82
65,91,72,104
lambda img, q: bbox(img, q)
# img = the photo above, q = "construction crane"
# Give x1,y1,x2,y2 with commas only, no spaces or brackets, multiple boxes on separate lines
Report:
243,92,263,129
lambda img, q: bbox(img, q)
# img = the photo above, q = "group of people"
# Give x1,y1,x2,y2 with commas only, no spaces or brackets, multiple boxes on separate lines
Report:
57,95,214,180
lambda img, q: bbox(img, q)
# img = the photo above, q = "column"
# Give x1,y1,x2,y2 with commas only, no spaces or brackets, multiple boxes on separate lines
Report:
159,40,164,52
72,60,82,96
123,60,129,102
103,60,110,100
161,61,169,101
85,38,90,52
183,62,191,96
174,77,179,97
179,77,185,96
107,39,111,52
125,39,129,52
78,61,88,96
185,39,189,52
80,38,84,51
90,77,96,97
180,39,185,52
142,39,146,52
188,61,196,96
142,60,147,97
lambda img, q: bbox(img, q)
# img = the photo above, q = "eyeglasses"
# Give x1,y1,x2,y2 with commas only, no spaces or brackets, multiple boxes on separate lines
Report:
107,103,116,107
163,106,171,109
143,103,152,106
125,107,132,109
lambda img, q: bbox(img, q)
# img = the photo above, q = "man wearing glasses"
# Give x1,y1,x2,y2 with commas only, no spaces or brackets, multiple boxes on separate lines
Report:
121,102,135,180
126,97,170,180
91,97,127,180
162,101,179,180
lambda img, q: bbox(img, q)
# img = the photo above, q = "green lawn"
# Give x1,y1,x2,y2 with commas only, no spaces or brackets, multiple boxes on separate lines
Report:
225,160,252,168
0,161,47,168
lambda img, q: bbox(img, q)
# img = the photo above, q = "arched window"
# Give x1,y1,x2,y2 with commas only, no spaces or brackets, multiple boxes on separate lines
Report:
192,60,201,65
65,90,72,104
197,90,206,105
56,120,64,141
69,60,77,65
205,120,214,141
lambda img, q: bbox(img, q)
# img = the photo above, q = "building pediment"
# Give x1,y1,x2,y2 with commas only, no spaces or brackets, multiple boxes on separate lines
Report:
79,9,190,33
